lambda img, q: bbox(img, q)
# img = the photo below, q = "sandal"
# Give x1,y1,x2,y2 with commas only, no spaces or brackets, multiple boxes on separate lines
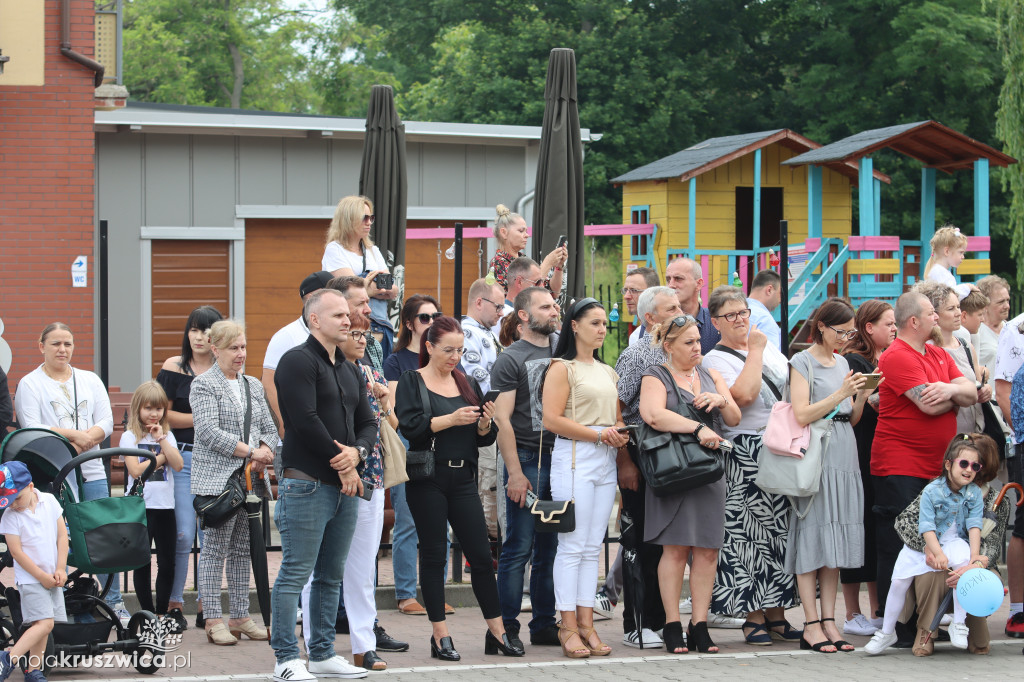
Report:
688,620,719,653
821,618,855,652
766,619,803,642
742,621,772,646
577,624,611,656
354,651,387,670
557,623,590,659
662,621,688,654
799,620,836,653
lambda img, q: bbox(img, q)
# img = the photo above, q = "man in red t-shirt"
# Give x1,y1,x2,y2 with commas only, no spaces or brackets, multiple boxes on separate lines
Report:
871,291,976,634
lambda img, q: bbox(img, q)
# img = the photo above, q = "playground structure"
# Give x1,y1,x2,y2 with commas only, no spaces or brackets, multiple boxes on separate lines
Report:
612,121,1017,335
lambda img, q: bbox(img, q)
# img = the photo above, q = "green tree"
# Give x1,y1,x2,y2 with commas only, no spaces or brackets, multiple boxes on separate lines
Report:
994,0,1024,286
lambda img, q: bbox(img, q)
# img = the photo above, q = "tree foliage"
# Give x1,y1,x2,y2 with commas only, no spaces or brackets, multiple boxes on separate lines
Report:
994,0,1024,286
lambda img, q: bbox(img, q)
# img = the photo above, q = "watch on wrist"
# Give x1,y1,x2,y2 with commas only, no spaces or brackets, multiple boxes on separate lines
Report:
356,445,368,463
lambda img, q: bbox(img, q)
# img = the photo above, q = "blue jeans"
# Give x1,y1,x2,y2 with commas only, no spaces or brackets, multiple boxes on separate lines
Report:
389,482,419,600
170,444,203,605
81,478,122,606
271,478,359,664
497,447,557,633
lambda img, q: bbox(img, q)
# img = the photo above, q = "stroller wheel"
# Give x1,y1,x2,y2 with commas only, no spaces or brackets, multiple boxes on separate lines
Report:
128,611,163,674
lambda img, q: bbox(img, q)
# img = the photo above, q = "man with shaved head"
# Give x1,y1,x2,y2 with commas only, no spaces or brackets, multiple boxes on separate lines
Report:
871,291,977,641
665,256,720,353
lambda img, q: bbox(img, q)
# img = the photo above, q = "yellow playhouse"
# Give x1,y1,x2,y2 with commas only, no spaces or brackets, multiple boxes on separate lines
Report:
610,128,887,301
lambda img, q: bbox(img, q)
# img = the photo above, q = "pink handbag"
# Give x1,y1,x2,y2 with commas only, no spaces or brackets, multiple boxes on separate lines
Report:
762,401,810,458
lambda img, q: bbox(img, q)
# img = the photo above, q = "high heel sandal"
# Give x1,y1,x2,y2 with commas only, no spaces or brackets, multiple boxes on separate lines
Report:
557,623,590,659
354,651,387,670
662,621,688,654
821,618,855,652
577,624,611,656
430,635,460,661
484,630,525,657
688,621,719,653
765,619,803,642
799,620,836,653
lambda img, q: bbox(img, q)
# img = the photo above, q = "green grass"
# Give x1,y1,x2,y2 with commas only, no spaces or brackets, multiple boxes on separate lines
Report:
582,237,630,364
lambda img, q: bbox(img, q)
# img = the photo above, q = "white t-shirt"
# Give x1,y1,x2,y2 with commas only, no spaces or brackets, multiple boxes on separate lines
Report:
322,241,388,275
119,431,177,509
14,366,112,482
263,317,310,371
0,490,64,585
628,325,646,347
927,264,973,300
702,343,789,438
977,323,1000,388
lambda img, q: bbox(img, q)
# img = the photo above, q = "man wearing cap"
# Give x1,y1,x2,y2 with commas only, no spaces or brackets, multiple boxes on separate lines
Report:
262,271,333,434
0,461,68,681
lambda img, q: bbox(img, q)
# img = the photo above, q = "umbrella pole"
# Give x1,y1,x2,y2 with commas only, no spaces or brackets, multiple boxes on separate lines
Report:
454,223,463,318
779,220,790,357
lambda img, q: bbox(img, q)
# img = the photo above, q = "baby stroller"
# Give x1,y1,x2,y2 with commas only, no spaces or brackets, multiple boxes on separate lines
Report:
0,428,167,674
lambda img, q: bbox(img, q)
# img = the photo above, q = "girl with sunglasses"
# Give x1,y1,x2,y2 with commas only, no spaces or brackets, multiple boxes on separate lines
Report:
865,434,988,655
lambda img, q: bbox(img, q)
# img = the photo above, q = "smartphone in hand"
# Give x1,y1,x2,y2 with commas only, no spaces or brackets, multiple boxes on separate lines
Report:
525,489,539,507
358,481,374,501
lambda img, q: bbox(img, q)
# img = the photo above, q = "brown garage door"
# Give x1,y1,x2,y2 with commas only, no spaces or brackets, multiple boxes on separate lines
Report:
244,219,327,375
151,240,231,378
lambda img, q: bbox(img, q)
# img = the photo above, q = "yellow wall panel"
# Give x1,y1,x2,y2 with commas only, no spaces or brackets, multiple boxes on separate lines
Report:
0,0,45,85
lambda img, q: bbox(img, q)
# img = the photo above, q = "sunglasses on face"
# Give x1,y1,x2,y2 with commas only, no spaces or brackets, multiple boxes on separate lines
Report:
363,214,376,224
416,312,444,324
956,459,982,472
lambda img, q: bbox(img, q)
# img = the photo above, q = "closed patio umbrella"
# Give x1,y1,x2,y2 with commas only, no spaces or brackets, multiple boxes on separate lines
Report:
532,48,585,301
359,85,408,276
244,463,271,628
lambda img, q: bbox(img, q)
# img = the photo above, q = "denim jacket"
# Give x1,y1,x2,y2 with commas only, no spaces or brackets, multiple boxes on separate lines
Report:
917,477,983,538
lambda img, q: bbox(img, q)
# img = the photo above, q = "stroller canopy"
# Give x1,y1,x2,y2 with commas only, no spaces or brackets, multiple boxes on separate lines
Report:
0,428,81,499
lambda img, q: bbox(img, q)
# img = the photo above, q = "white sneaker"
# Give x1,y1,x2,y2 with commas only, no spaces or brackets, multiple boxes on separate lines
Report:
939,613,953,626
594,589,615,620
868,615,883,629
308,655,368,678
111,603,131,628
843,613,879,636
864,630,898,655
707,612,744,629
521,594,533,613
679,597,692,614
274,659,316,682
948,622,969,650
623,628,663,649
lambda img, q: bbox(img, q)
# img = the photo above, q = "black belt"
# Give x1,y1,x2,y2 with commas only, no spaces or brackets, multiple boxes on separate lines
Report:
831,414,851,423
282,467,317,482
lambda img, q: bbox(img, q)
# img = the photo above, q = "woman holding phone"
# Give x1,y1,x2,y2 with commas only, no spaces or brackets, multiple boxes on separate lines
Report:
488,204,567,296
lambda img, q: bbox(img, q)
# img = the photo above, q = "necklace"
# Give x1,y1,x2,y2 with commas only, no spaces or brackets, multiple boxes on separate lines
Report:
42,364,73,383
669,364,698,392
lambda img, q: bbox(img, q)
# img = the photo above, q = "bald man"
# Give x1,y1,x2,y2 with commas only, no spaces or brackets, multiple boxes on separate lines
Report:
665,257,720,353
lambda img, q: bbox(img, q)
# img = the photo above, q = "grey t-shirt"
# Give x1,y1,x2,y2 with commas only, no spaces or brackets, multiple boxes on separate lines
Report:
490,338,553,453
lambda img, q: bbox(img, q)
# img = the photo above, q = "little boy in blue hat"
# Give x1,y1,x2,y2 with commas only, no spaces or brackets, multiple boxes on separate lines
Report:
0,461,68,682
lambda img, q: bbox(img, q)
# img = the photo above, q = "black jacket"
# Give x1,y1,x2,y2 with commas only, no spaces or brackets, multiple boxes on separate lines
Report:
275,334,376,484
0,366,12,431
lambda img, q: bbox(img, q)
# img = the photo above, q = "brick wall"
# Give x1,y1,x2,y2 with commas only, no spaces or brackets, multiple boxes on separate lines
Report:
1,0,97,392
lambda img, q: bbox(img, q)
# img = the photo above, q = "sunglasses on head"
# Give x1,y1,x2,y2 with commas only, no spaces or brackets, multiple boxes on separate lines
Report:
416,312,444,324
956,459,982,472
666,315,697,333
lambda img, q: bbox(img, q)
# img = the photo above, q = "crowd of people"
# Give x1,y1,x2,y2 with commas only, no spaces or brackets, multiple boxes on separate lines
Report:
0,205,1022,681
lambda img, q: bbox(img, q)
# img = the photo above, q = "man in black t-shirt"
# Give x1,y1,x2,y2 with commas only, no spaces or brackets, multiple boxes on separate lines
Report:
491,287,561,649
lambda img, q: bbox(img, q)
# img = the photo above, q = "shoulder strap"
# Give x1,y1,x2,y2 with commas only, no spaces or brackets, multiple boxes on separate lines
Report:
712,343,782,401
415,372,435,448
957,335,976,373
242,376,252,444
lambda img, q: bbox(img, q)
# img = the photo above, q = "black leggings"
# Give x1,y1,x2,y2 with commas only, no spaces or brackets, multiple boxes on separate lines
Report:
406,463,500,622
873,474,929,614
135,508,177,615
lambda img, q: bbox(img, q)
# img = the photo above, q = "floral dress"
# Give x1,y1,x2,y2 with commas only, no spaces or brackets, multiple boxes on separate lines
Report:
357,364,386,489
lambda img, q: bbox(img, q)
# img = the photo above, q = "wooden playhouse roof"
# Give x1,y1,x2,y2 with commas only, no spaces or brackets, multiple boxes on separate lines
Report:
781,120,1016,173
611,128,887,185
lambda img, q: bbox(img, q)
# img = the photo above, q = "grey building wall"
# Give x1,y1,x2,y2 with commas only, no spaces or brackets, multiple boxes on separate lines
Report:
95,131,537,391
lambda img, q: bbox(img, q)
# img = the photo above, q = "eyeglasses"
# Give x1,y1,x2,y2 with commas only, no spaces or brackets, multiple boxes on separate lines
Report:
363,214,376,224
956,459,982,472
437,346,465,355
713,308,752,323
348,330,368,340
416,312,444,324
827,325,858,340
481,297,504,313
621,287,643,296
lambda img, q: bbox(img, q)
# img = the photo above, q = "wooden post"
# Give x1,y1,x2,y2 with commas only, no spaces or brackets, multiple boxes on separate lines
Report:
974,158,990,260
920,167,936,268
808,166,823,239
754,148,762,248
688,177,697,259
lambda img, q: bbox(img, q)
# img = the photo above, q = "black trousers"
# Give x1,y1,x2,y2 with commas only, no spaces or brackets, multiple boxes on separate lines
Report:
407,463,501,622
619,482,666,634
135,507,177,615
873,474,929,614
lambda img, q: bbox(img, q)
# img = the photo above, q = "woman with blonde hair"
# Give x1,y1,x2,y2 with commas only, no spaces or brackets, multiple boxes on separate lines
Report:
322,194,397,327
488,204,567,295
190,319,278,645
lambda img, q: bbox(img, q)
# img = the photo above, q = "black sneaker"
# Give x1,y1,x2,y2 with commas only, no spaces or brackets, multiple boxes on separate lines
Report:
166,608,188,632
530,623,561,646
374,624,409,652
194,610,205,629
504,620,524,650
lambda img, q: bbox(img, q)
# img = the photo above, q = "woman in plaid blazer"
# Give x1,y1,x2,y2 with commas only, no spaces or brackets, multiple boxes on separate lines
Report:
190,319,278,645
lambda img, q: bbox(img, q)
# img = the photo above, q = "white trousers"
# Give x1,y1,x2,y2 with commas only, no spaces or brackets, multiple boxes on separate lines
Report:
550,428,617,612
302,488,384,654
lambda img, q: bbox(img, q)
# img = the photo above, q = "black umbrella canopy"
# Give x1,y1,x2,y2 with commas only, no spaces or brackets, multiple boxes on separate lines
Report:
532,48,585,301
359,85,408,270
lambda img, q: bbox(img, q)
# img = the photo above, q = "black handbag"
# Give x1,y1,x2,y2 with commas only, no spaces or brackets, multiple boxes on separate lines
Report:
637,365,724,497
530,359,576,533
404,372,436,482
193,377,251,529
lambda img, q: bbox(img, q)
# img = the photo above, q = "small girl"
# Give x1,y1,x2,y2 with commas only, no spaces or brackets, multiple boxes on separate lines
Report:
924,225,972,298
118,381,184,632
865,435,987,655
